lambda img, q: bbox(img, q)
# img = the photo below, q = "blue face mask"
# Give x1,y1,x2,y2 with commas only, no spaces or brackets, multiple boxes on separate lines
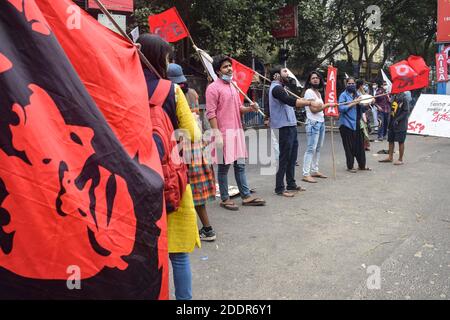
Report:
347,84,356,93
221,74,233,83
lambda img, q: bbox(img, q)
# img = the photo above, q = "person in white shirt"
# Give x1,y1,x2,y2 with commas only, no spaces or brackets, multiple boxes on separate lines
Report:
302,71,335,183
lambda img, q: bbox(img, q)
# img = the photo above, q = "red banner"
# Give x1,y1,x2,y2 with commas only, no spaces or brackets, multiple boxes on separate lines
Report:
87,0,133,12
436,53,448,82
437,0,450,43
148,7,189,43
324,66,339,117
389,55,430,94
231,59,255,102
272,5,298,39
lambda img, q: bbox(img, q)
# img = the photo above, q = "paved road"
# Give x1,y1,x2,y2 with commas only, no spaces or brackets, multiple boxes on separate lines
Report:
184,130,450,300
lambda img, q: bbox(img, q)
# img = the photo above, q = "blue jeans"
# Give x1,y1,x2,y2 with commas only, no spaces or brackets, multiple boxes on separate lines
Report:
169,253,192,300
217,160,251,201
303,120,325,176
370,106,378,129
275,126,298,194
378,112,389,139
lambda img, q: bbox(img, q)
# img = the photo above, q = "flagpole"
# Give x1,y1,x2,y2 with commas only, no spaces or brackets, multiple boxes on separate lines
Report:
92,0,162,79
330,117,336,180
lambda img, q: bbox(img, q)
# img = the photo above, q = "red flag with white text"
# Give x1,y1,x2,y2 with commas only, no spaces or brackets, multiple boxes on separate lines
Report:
231,59,255,102
148,7,189,43
436,53,448,82
389,55,430,94
324,66,339,117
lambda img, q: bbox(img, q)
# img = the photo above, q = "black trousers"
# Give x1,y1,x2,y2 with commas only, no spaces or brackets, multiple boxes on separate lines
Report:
275,126,298,193
339,125,366,170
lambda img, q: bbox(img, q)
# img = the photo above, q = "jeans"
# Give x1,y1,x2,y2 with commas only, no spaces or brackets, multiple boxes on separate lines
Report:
169,253,192,300
271,129,280,160
275,126,298,194
302,120,325,176
378,112,389,139
217,160,251,201
370,106,378,129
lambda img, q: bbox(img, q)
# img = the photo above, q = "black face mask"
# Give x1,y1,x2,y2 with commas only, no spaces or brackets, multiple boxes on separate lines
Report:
179,82,189,93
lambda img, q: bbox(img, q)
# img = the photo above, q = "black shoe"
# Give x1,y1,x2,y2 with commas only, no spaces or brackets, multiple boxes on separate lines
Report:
199,227,216,241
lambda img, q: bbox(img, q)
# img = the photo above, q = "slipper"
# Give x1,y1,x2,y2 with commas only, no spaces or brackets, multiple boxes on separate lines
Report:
358,167,372,171
287,186,306,192
347,168,357,173
394,160,404,165
378,159,392,163
302,177,317,183
275,191,295,197
311,173,328,179
242,197,266,206
220,201,239,211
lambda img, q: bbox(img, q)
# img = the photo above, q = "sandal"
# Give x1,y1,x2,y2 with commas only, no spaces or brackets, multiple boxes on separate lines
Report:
275,191,295,197
347,168,357,173
287,186,306,192
242,196,266,206
394,160,404,165
302,176,317,183
358,167,372,171
378,158,392,163
220,201,239,211
311,172,328,179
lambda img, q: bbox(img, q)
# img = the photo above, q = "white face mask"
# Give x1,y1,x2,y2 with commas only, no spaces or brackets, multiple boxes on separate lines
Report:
220,74,233,83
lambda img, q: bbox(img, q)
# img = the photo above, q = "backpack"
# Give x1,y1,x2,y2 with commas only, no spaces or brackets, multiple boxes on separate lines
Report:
149,79,188,213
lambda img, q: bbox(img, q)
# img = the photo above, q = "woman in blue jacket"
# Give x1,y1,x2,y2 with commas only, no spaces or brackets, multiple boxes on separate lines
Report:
338,77,371,172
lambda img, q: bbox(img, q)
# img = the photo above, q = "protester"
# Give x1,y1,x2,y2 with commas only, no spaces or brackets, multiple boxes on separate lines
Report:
338,77,371,172
301,71,335,183
205,54,266,210
379,92,410,165
138,34,200,300
375,81,391,142
168,63,217,241
268,66,323,196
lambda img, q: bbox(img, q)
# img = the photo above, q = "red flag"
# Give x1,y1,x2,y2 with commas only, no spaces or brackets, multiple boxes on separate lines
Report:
436,53,448,82
437,0,450,43
1,0,167,299
324,66,339,117
389,55,430,94
231,59,255,102
148,7,189,43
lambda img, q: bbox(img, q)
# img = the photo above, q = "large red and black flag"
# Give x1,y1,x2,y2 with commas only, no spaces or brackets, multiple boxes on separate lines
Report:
0,0,168,299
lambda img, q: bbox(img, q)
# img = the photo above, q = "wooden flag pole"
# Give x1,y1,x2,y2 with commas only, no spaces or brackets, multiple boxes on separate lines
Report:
93,0,162,78
330,117,337,180
189,36,213,82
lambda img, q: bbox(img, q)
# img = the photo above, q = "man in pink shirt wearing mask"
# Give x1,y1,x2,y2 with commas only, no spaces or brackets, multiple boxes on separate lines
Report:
205,55,266,211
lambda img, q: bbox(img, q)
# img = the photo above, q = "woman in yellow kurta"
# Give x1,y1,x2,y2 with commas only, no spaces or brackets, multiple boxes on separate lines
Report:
138,34,201,300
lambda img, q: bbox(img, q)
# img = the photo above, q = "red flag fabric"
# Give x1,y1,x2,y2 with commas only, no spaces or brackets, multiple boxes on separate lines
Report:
324,66,339,117
437,0,450,43
1,0,167,299
148,7,189,43
436,53,448,82
389,55,430,94
231,59,255,102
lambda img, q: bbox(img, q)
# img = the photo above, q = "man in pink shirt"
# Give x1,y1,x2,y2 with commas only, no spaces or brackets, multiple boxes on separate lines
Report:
206,55,266,211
